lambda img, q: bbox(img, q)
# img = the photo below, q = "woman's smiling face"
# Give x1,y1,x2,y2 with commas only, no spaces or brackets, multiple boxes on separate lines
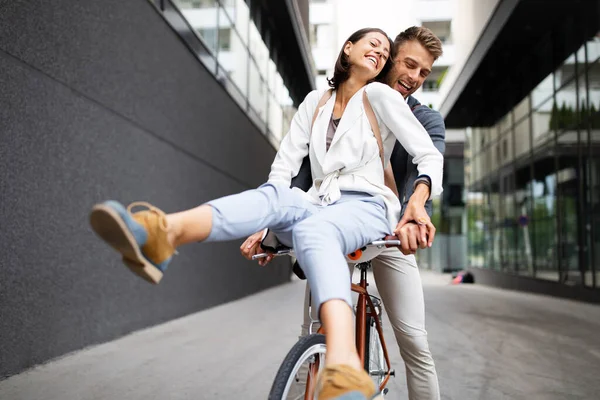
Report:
344,31,391,80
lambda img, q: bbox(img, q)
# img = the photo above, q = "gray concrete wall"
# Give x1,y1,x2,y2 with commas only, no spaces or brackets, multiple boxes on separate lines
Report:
0,0,290,378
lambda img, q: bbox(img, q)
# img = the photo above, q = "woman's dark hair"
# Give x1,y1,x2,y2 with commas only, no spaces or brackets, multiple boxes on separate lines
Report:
327,28,395,90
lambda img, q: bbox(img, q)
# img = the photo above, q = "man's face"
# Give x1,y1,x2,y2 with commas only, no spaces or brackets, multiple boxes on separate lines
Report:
387,40,435,98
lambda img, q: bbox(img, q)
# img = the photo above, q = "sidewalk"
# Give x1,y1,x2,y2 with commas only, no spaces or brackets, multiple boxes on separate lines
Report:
1,270,599,399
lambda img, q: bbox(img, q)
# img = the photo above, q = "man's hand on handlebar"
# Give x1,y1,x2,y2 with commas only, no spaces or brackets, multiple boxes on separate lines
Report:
240,231,273,266
395,222,429,255
395,194,436,249
395,182,436,249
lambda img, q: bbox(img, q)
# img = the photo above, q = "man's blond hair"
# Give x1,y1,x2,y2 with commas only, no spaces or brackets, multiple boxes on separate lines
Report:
394,26,443,60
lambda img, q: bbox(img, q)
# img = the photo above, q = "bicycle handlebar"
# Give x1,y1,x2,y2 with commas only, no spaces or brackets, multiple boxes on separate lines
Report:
251,239,401,260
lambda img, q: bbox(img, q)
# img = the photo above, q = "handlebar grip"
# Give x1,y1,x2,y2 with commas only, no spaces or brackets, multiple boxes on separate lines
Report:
252,253,269,260
251,248,294,260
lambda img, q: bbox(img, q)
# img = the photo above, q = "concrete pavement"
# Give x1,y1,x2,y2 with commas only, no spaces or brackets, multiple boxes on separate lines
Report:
1,270,599,400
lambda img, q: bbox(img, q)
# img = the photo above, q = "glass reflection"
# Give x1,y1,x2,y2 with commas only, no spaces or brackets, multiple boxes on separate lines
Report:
174,0,220,54
249,60,267,121
218,18,248,96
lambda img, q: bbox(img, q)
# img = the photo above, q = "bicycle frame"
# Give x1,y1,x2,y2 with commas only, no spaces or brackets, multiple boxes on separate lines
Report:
306,262,393,395
352,262,393,390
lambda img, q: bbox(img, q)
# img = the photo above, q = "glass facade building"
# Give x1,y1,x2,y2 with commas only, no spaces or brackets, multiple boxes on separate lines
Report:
440,0,600,300
466,34,600,287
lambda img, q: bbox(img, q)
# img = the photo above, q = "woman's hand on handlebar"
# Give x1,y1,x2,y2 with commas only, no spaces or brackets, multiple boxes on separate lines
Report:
240,231,273,266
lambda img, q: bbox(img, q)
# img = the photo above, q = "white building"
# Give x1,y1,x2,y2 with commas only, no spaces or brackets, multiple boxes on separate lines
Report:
309,0,455,111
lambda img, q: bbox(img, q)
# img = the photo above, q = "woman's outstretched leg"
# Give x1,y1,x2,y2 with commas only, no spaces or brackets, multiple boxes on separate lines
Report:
89,183,315,283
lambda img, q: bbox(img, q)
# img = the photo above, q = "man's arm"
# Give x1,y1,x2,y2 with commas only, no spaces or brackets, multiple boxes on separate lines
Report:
419,107,446,156
396,106,446,254
402,106,446,216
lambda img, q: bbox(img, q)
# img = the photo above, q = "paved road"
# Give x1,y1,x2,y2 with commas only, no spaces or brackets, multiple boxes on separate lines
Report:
1,271,599,400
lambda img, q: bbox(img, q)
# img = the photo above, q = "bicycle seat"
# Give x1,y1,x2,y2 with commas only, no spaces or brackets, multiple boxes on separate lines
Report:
344,235,400,264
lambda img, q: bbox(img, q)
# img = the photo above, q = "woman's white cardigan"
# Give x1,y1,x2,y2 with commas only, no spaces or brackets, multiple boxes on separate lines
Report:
268,82,444,232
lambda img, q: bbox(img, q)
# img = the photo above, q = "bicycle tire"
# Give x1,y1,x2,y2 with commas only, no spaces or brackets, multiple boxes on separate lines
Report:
269,333,326,400
364,316,386,389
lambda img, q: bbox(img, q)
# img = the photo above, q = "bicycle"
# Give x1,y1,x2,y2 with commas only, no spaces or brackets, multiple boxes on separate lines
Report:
253,238,400,400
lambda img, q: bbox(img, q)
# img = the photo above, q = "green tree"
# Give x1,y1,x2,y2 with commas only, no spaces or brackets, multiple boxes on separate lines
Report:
559,102,567,130
579,100,587,130
549,100,558,131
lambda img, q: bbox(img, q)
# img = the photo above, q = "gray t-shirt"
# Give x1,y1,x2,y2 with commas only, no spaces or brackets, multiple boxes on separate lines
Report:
326,115,341,151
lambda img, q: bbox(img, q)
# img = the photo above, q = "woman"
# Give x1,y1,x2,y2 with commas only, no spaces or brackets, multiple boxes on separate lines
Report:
89,28,443,399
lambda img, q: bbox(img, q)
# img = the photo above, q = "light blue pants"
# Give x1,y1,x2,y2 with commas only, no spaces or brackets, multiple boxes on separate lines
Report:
206,183,390,310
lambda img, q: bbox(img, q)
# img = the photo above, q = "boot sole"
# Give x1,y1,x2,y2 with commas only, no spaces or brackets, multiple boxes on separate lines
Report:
90,204,163,284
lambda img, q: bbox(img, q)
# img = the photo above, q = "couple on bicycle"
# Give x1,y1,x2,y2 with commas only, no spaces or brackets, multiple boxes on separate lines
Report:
90,25,445,400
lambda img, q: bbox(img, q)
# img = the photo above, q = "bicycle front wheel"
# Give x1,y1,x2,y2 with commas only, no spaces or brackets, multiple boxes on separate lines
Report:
268,333,326,400
364,316,386,389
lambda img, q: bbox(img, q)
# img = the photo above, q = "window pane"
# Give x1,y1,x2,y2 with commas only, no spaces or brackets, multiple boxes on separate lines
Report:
576,73,588,132
515,184,534,276
217,65,245,110
498,113,511,136
249,22,269,80
531,162,558,282
514,116,531,160
217,26,248,96
557,167,580,283
513,95,530,123
422,20,452,44
532,96,553,147
174,0,219,54
223,0,249,44
555,80,578,138
249,59,267,123
219,0,235,17
587,34,600,64
532,73,554,110
534,216,558,281
235,0,249,41
555,50,577,90
197,27,218,54
218,27,231,51
501,173,517,272
467,192,486,268
488,186,501,270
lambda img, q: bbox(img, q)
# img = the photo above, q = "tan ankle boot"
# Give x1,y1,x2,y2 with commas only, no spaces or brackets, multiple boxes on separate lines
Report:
316,365,376,400
90,201,176,284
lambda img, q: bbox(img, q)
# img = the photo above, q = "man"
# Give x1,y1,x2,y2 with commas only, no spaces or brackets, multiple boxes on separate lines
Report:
241,26,445,399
